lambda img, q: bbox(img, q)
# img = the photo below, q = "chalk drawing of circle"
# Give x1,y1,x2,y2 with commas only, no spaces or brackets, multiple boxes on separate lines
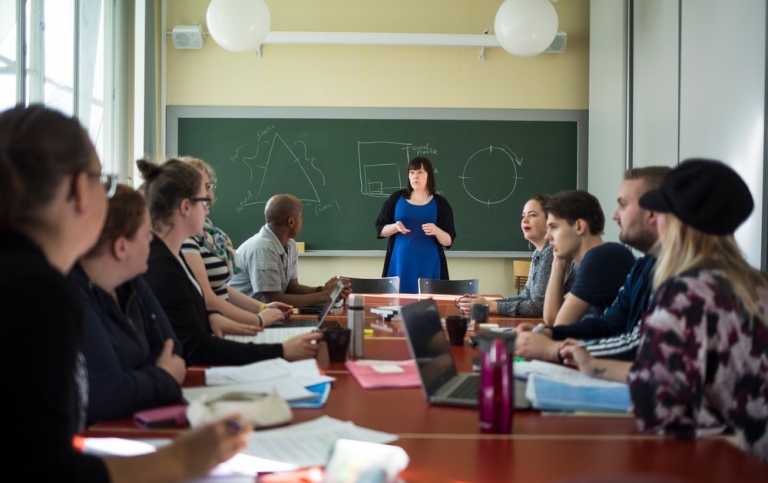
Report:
460,147,519,206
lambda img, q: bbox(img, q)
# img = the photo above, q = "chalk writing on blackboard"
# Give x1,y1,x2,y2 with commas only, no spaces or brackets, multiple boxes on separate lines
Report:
459,145,523,208
232,132,323,208
358,141,412,198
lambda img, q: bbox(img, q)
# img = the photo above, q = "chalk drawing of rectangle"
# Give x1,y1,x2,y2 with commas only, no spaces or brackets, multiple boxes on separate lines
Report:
365,164,402,196
358,142,411,196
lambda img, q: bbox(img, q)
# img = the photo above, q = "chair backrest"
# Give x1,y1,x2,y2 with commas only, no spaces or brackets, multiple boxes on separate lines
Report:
418,278,479,295
347,276,400,294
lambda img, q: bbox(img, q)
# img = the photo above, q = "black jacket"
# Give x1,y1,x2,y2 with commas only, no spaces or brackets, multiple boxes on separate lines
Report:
2,231,109,481
144,237,283,365
72,264,183,424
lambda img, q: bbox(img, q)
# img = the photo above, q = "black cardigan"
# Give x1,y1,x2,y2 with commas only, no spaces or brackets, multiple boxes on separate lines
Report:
375,191,457,280
144,237,283,366
2,231,109,481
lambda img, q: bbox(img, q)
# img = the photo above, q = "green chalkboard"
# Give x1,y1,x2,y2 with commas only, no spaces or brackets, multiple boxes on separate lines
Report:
168,107,586,253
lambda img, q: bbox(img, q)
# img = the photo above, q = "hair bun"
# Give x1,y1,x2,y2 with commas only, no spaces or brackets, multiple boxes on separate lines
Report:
136,158,161,182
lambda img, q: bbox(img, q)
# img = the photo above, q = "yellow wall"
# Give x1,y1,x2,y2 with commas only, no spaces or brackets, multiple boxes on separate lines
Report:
164,0,590,294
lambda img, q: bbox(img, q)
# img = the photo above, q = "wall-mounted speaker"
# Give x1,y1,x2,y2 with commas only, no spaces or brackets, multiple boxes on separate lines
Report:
172,24,204,50
545,32,567,54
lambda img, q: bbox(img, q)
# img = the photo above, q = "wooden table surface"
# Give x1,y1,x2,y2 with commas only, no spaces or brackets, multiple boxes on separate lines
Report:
83,294,768,481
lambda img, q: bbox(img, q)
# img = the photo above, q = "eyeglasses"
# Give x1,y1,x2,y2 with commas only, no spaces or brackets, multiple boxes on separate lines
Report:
86,171,118,199
190,197,213,209
205,182,217,191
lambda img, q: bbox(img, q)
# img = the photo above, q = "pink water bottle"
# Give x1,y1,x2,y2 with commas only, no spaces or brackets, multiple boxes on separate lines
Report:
478,332,516,434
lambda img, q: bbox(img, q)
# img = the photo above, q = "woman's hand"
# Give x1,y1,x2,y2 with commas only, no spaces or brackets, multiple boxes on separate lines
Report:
421,223,442,236
559,339,594,374
155,339,186,384
265,301,293,320
394,221,410,234
456,295,485,315
282,332,323,361
164,415,252,478
423,223,452,247
258,307,286,327
208,313,260,338
560,339,633,383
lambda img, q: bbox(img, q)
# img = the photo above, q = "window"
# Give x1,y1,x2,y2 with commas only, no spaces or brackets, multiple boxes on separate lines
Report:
0,0,122,174
0,0,19,110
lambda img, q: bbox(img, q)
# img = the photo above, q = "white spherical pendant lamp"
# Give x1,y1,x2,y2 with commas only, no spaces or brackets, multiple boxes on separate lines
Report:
206,0,271,53
494,0,558,57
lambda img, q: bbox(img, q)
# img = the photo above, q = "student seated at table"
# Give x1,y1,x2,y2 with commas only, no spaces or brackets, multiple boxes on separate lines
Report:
542,190,635,326
179,156,291,334
458,194,577,317
229,193,351,308
1,104,248,482
138,159,322,366
560,159,768,464
514,166,670,362
74,184,185,424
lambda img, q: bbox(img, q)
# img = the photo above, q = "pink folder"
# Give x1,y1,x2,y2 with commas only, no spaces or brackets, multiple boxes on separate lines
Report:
345,360,421,389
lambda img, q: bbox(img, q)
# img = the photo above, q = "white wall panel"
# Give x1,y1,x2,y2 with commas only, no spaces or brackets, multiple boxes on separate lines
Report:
632,0,679,167
679,0,765,268
588,0,628,244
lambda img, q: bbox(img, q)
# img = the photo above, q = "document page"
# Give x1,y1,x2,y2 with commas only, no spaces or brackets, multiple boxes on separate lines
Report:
516,359,627,387
242,416,398,469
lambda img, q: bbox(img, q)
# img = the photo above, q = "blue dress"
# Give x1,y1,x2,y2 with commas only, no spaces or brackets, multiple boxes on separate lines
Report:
386,197,441,293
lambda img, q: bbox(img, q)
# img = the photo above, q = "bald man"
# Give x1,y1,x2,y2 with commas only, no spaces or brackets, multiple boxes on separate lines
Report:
229,194,350,308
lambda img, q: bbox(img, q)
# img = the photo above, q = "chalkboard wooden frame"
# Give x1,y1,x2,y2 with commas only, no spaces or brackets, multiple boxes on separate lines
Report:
166,106,588,258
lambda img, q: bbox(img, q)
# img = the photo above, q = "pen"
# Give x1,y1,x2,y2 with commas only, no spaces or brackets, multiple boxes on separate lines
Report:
226,418,241,433
531,322,548,333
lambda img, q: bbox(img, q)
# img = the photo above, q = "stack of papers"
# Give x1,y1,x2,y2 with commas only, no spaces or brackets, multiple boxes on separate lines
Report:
243,416,398,469
346,360,420,389
515,360,631,413
183,359,335,407
85,415,399,476
225,327,315,344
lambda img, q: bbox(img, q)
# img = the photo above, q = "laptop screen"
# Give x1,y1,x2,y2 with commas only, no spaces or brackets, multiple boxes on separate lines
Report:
401,299,459,397
316,281,344,325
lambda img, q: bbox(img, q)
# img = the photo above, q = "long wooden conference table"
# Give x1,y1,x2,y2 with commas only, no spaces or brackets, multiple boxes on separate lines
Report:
85,294,768,482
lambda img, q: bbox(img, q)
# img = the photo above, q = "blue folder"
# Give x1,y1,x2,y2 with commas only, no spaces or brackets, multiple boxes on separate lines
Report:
289,382,331,409
528,375,631,413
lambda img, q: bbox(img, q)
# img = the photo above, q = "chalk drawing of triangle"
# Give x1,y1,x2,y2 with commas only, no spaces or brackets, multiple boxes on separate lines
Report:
256,133,320,203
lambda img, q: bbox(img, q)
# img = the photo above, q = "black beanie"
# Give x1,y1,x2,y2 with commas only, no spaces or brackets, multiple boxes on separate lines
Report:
638,158,754,235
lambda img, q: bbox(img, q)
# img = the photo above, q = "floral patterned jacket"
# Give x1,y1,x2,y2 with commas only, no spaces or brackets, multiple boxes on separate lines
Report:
628,267,768,463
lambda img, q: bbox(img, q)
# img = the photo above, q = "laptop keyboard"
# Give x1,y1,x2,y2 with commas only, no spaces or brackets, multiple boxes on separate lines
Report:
285,319,318,327
447,376,480,399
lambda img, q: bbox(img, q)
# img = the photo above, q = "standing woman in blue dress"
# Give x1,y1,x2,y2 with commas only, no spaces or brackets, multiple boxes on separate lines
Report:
376,156,456,293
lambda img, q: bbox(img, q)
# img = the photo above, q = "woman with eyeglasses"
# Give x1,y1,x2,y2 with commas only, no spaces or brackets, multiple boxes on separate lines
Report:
0,104,249,482
74,184,186,424
178,156,292,334
139,158,322,366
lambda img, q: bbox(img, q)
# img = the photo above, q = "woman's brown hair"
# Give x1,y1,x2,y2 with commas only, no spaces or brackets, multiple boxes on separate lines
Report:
83,184,147,258
136,158,201,231
0,104,93,230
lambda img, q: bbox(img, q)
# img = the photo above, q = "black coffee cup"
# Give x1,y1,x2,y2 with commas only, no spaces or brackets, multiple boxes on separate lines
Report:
324,327,351,362
445,315,469,346
471,303,490,324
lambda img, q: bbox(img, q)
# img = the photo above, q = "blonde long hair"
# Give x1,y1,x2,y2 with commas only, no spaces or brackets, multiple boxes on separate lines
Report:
654,214,768,325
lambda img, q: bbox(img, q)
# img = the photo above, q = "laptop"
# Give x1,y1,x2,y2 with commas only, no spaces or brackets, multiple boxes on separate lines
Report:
401,298,529,409
267,281,344,329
